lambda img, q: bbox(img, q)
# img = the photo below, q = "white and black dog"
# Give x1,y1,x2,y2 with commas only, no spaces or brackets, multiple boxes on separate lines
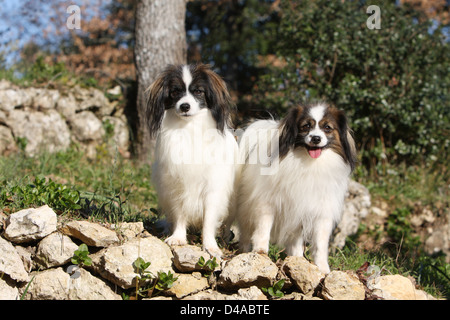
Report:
235,102,357,273
147,63,238,257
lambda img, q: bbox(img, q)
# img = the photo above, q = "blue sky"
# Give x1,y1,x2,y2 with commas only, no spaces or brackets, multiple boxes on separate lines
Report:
0,0,110,67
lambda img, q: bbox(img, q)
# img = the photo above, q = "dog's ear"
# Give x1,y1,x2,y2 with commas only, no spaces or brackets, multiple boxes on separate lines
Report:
201,64,235,132
279,106,303,159
146,70,169,138
336,110,357,171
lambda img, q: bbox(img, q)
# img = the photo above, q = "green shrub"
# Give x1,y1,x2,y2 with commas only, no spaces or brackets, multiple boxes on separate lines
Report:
252,0,449,167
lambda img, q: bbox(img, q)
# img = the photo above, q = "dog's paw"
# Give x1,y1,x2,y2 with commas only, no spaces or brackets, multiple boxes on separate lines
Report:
165,235,187,246
204,245,223,259
315,261,331,274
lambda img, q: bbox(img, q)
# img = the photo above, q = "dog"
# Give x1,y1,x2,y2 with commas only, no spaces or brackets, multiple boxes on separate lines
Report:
235,102,357,273
147,63,238,257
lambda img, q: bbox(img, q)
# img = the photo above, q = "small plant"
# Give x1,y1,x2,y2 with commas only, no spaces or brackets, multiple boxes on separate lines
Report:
71,244,92,267
197,256,219,277
261,279,285,299
268,244,287,262
9,175,81,213
132,257,178,299
155,271,178,291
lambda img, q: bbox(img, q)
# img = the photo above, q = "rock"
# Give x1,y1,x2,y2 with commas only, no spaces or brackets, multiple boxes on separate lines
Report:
0,125,16,155
90,236,174,289
367,274,435,300
33,89,60,110
4,205,57,243
22,267,121,300
14,245,35,273
60,220,120,247
0,88,27,111
321,270,365,300
35,232,79,268
112,221,144,241
166,272,209,299
56,93,79,118
235,286,267,300
332,180,372,249
0,236,29,282
183,289,229,300
69,111,104,142
75,86,114,116
172,245,218,273
103,116,130,155
281,256,324,294
183,286,267,300
218,252,278,290
0,278,19,300
6,110,71,156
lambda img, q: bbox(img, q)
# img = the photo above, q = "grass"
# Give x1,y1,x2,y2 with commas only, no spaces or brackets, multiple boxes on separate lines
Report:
0,145,158,225
0,146,448,299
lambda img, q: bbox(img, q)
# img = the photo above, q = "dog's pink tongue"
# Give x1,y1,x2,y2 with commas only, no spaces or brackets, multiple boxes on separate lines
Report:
308,148,322,158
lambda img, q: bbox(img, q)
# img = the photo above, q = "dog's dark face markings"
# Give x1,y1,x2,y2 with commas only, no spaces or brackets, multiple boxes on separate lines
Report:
147,63,234,137
279,103,357,170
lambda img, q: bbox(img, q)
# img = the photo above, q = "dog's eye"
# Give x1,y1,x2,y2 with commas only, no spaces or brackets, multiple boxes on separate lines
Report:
193,89,203,96
170,88,181,98
323,124,333,132
301,123,311,130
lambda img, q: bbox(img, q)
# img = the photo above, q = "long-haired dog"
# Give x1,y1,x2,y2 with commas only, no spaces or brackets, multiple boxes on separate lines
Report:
147,63,238,257
235,102,357,273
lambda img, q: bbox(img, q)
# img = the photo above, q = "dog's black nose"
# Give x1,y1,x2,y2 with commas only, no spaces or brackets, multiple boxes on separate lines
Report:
180,103,190,113
311,136,321,145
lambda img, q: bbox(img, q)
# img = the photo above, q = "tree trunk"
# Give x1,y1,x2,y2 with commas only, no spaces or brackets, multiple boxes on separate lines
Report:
134,0,187,162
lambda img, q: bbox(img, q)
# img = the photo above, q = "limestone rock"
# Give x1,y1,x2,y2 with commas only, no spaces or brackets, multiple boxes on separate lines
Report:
60,220,120,247
0,236,29,282
14,245,35,273
103,116,130,155
281,256,325,294
367,274,435,300
0,125,16,155
112,221,144,241
6,109,71,156
321,270,365,300
69,111,104,142
0,278,19,300
90,236,174,289
4,205,57,243
22,267,121,300
332,180,372,249
172,245,219,273
35,232,79,268
218,252,278,290
166,272,209,299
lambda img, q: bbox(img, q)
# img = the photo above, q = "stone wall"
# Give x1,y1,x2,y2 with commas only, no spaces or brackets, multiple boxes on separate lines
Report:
0,80,129,158
0,205,436,300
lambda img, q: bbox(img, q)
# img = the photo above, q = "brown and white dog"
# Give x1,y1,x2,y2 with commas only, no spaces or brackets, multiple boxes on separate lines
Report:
235,102,356,273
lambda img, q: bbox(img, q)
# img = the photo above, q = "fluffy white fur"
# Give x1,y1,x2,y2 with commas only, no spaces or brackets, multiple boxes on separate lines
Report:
149,64,238,258
235,104,355,273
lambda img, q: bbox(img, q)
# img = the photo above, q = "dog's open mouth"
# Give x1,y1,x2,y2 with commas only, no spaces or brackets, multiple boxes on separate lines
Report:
307,147,323,159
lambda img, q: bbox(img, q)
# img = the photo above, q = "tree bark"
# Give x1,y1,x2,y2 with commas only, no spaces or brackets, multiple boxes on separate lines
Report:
134,0,187,162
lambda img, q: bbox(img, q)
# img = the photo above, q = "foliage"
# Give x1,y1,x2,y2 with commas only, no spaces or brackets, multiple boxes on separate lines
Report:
132,257,178,299
0,146,158,222
197,256,219,277
261,279,285,298
268,244,287,262
186,0,280,100
0,175,81,213
251,0,449,167
71,244,92,267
